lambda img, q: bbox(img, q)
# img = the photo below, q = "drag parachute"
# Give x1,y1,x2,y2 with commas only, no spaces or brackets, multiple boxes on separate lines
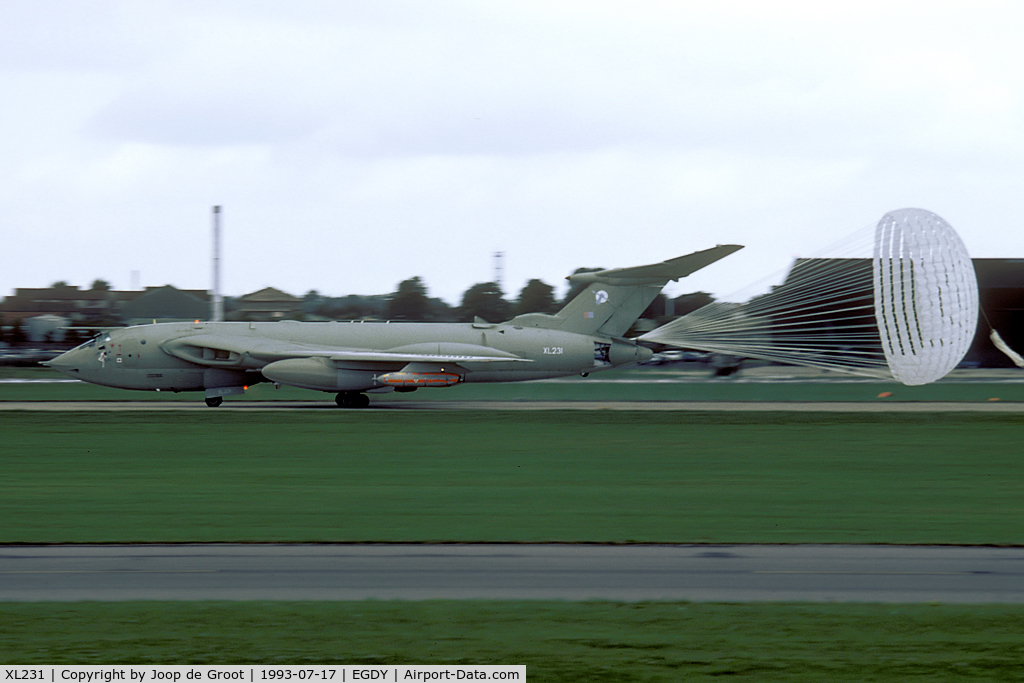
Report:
873,208,978,385
640,208,979,385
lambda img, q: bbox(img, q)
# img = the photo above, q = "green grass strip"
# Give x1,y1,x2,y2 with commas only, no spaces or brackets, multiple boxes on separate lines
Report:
2,411,1022,544
1,601,1023,681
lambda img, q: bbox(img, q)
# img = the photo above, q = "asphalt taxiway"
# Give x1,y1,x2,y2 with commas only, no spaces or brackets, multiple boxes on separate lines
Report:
2,544,1023,603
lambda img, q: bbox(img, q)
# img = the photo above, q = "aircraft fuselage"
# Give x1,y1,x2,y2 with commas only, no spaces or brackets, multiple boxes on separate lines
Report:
49,319,649,396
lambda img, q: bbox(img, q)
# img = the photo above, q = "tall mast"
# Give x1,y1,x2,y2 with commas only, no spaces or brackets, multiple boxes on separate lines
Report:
212,205,223,322
494,250,504,290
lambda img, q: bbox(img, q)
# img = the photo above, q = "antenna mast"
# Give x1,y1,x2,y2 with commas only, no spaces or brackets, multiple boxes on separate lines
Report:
212,206,223,322
494,250,504,291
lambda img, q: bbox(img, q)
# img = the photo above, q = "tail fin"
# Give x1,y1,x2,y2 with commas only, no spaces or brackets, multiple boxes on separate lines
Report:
507,245,743,336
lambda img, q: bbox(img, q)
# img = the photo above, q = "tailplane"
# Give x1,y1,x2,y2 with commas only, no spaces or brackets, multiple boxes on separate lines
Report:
507,244,742,336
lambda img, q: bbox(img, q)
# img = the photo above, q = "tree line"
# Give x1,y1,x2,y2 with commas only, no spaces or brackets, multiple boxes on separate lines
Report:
303,277,563,323
303,274,715,324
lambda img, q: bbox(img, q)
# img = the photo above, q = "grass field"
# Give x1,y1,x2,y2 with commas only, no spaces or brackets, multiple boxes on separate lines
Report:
1,601,1023,680
2,410,1022,544
3,397,1023,677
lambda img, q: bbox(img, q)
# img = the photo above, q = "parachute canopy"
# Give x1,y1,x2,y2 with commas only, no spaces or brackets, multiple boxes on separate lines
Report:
640,208,979,386
873,208,978,385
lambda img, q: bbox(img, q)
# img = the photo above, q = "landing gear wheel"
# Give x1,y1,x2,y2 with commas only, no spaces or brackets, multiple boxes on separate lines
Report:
335,392,370,408
205,396,223,407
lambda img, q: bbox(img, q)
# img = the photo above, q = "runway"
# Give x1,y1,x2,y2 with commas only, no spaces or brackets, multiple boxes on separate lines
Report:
2,400,1024,411
2,544,1023,603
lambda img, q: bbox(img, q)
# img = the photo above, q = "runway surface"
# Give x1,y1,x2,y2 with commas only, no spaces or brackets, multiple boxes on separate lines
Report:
2,544,1023,603
3,400,1024,411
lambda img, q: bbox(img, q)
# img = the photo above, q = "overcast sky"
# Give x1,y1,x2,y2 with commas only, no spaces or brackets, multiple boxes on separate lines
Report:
3,0,1023,306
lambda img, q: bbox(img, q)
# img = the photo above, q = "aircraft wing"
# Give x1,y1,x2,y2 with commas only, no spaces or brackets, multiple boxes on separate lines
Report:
326,349,531,363
160,334,531,367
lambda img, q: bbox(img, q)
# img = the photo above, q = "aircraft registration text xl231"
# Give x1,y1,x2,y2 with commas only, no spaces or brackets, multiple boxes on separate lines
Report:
46,245,742,407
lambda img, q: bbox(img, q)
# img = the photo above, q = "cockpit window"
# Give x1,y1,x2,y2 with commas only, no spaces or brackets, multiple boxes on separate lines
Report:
73,334,102,351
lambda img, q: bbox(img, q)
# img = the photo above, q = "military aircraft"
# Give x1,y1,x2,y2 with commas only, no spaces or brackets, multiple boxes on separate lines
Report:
46,245,742,407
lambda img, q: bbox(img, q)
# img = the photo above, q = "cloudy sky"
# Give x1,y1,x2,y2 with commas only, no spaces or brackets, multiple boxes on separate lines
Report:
2,0,1023,306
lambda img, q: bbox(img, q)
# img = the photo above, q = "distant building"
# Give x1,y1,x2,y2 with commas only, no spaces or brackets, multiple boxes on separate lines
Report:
0,284,209,327
2,282,308,327
232,287,303,321
974,259,1024,367
120,285,210,324
0,285,121,324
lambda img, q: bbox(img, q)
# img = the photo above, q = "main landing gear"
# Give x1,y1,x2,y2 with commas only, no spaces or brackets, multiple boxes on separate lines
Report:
205,396,223,407
335,392,370,409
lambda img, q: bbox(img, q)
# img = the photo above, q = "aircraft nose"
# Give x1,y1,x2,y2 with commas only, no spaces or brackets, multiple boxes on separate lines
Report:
47,348,83,375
